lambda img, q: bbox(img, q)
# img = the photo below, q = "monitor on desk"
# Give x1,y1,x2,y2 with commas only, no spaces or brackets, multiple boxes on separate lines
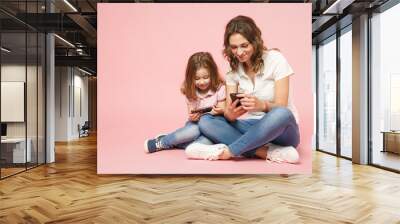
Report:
1,123,7,139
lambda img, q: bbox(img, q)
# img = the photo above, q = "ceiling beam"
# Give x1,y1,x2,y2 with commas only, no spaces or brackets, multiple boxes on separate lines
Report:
67,13,97,46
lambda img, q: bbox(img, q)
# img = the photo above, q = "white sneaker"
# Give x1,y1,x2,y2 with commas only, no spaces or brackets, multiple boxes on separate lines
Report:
185,143,226,160
266,144,299,164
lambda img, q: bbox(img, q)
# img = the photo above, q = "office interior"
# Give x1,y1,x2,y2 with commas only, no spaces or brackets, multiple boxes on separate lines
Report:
0,0,97,178
0,0,399,222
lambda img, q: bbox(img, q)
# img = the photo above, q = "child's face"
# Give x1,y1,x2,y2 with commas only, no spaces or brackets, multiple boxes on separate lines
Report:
194,67,211,91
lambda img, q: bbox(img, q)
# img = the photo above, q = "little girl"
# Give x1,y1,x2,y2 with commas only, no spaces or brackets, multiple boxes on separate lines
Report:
145,52,226,155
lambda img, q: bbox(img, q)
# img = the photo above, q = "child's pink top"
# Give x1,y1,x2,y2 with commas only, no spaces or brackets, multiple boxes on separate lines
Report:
186,85,226,111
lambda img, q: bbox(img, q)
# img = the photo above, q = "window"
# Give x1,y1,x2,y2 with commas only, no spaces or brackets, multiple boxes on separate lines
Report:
317,35,337,154
339,27,352,158
371,2,400,171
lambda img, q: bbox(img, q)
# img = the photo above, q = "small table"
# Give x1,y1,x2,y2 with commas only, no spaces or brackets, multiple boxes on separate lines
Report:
1,138,32,164
381,131,400,154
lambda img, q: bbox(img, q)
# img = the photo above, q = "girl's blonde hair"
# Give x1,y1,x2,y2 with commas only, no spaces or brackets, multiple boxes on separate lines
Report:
181,52,224,101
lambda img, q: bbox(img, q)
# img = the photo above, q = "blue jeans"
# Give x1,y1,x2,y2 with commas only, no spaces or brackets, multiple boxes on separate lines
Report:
198,107,300,158
160,121,213,149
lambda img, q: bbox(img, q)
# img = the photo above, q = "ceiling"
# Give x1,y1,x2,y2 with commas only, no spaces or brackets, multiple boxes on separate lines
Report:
0,0,392,75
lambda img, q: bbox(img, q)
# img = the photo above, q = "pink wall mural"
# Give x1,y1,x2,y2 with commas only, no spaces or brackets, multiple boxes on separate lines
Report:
98,3,313,174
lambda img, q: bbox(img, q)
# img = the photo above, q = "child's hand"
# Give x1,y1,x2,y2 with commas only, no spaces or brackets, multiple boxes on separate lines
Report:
188,112,201,122
210,105,224,115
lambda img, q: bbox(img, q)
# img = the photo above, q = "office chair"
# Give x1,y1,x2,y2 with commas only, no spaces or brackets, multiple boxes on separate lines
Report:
79,121,90,138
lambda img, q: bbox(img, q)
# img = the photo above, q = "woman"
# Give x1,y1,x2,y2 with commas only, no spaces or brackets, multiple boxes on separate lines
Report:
185,15,300,163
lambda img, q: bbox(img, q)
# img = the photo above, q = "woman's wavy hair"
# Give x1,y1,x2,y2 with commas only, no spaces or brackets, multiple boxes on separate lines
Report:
181,52,224,101
223,15,268,73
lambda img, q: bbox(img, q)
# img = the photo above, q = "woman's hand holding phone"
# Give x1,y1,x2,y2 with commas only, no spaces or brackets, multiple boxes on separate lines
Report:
225,93,247,121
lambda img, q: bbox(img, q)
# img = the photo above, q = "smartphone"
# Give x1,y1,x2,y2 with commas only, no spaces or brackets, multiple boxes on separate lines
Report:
230,93,243,107
191,107,213,114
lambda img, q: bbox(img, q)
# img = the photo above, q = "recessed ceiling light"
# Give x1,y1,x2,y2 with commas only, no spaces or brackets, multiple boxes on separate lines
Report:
63,0,78,12
322,0,355,15
1,47,11,53
78,67,93,76
54,34,75,48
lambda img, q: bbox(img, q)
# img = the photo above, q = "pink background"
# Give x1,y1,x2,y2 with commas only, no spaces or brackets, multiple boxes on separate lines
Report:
98,3,312,174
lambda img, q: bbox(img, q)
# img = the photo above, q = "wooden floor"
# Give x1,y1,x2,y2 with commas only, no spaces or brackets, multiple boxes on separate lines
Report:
372,150,400,171
1,167,26,178
1,134,400,224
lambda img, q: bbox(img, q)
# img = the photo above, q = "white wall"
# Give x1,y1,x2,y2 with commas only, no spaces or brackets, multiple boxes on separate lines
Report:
55,66,70,141
1,65,41,137
1,82,25,122
55,67,89,141
69,72,89,138
1,66,26,132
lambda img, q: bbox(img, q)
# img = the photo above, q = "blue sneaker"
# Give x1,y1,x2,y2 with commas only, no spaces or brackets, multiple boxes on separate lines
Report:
144,134,167,153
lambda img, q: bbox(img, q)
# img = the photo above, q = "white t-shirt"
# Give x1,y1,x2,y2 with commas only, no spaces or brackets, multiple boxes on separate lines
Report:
225,50,299,123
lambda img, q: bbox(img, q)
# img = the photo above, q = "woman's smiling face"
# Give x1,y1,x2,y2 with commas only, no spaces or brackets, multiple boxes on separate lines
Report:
229,33,254,64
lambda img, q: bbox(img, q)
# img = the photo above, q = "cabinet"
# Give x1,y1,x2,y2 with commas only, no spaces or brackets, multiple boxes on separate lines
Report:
382,131,400,154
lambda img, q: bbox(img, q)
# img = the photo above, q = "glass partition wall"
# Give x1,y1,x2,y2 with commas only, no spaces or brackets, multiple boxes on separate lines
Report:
316,26,353,159
0,1,46,179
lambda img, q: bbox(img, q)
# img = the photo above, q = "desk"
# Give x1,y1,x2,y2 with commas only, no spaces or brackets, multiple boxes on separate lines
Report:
1,138,31,163
381,131,400,154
